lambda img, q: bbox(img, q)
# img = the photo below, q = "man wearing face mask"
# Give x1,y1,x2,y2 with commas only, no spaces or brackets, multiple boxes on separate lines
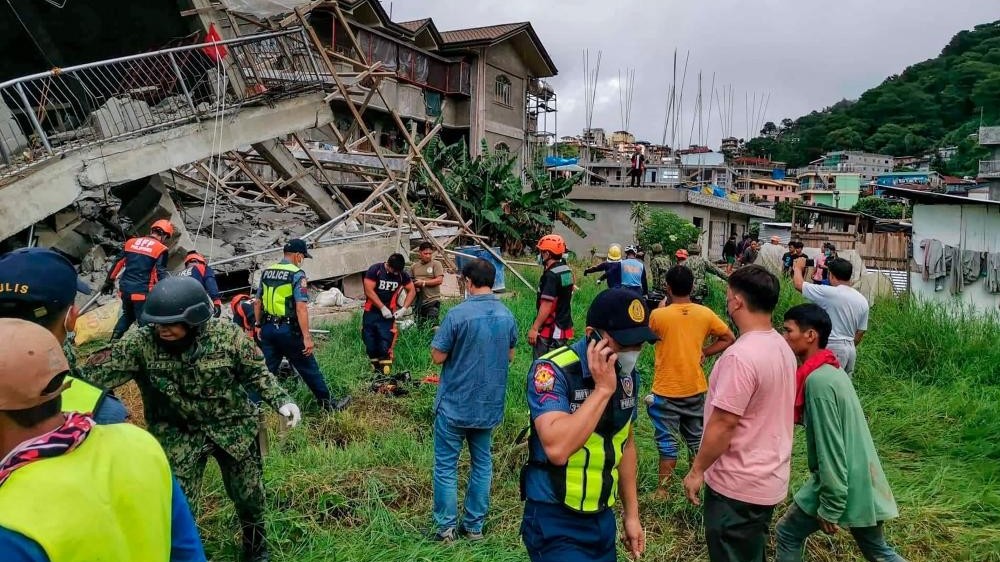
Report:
0,248,127,424
521,288,657,562
79,276,299,561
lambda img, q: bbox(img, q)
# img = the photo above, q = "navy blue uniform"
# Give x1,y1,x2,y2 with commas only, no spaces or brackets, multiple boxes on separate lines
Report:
109,236,169,339
584,261,623,288
179,262,221,307
361,263,411,361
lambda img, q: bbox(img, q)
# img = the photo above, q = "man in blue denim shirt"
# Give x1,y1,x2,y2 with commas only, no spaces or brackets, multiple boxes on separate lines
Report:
430,258,518,542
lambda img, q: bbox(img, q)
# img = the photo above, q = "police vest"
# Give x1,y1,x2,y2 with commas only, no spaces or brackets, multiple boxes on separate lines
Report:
0,423,173,561
524,346,636,513
260,262,301,318
60,376,106,415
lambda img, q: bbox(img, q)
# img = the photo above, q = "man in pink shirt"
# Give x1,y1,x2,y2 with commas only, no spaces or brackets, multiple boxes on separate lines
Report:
683,265,796,562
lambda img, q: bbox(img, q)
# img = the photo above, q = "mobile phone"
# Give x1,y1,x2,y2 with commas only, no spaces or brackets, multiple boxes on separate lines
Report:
588,330,623,373
804,258,815,267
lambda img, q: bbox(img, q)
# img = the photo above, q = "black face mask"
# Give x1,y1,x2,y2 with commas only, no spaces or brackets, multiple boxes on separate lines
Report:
153,327,198,355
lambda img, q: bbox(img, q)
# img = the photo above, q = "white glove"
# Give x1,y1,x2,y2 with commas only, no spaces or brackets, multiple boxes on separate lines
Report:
393,306,410,319
278,403,301,428
380,306,393,319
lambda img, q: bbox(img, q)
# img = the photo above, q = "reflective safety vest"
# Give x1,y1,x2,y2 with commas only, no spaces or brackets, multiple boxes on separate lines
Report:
61,376,106,415
0,423,173,561
524,346,636,513
260,262,301,318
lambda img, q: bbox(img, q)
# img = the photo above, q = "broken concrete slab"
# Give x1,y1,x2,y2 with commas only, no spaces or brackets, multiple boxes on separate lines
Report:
0,100,28,164
304,235,401,282
91,97,156,139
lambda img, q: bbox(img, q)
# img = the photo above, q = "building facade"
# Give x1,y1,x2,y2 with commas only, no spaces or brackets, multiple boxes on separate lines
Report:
978,126,1000,201
808,151,894,182
797,173,861,209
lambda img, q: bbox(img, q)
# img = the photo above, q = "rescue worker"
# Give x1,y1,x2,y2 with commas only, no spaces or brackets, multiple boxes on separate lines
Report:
0,247,127,424
231,293,258,342
179,251,222,317
521,288,657,561
621,245,648,296
528,234,575,359
411,241,445,328
682,244,728,304
255,239,348,412
362,253,417,375
78,276,300,562
649,243,672,293
0,319,206,562
583,243,623,288
104,219,173,340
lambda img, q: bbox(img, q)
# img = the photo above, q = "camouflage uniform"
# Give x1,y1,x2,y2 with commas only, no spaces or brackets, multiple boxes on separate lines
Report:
79,319,291,552
683,255,728,302
649,255,673,293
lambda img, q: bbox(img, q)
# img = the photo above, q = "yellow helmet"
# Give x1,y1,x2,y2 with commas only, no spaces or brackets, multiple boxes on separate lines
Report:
607,244,622,261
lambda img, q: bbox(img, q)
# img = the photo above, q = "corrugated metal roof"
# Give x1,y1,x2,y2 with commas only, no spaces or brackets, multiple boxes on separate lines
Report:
439,23,528,44
397,18,431,32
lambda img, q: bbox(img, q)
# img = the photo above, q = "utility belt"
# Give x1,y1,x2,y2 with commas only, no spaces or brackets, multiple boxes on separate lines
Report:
262,314,297,328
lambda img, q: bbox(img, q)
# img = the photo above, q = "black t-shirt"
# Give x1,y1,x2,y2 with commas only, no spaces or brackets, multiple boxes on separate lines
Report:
364,263,412,311
537,260,574,331
723,241,738,258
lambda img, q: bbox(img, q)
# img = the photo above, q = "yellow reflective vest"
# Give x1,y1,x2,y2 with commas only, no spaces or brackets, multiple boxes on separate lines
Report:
260,262,301,318
0,423,173,561
60,376,106,415
525,346,635,513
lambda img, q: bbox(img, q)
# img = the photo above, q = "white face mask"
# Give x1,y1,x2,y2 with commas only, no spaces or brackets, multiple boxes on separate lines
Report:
617,350,640,375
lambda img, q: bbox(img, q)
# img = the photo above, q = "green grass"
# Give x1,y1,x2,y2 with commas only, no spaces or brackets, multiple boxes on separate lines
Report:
195,267,1000,561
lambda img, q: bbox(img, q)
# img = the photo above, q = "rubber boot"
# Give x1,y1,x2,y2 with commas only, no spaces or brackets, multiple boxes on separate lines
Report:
241,521,269,562
654,459,677,500
379,359,393,376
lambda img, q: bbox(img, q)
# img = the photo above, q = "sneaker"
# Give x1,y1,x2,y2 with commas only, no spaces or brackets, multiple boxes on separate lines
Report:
459,527,484,542
433,527,456,543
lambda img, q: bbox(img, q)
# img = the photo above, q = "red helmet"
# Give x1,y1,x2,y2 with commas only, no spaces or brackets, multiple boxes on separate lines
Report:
536,234,566,256
185,251,207,265
150,219,174,238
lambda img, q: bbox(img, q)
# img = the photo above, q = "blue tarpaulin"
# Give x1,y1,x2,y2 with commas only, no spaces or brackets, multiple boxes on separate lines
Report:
545,156,579,168
772,169,786,180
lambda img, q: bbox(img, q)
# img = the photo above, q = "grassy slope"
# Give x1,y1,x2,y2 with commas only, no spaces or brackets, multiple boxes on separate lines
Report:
196,267,999,561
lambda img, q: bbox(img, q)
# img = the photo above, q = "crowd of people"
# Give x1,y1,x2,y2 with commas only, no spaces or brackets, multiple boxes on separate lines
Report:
0,225,895,562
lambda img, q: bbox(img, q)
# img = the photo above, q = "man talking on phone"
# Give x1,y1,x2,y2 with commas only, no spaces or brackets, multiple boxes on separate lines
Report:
520,288,658,561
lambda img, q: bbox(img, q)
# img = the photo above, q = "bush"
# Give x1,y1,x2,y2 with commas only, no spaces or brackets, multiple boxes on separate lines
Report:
637,210,701,256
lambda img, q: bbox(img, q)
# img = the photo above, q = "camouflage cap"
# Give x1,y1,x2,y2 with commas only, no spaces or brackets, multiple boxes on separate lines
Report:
0,318,70,410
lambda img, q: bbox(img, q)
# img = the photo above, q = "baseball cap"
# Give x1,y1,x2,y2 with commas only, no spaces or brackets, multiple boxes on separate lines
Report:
675,249,689,259
283,238,312,258
0,318,71,410
0,248,92,317
586,288,659,346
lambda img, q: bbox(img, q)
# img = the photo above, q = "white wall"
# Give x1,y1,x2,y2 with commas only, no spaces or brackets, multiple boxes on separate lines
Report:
910,203,1000,313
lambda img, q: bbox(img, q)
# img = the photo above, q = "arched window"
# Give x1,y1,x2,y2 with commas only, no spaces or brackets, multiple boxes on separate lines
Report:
494,75,512,106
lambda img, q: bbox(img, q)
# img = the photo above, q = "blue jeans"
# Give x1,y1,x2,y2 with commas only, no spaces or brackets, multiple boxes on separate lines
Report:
776,503,908,562
432,414,493,533
521,500,617,562
92,395,128,424
259,322,331,404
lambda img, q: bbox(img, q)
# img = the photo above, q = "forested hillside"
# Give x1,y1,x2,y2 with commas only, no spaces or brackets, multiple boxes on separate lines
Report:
744,20,1000,176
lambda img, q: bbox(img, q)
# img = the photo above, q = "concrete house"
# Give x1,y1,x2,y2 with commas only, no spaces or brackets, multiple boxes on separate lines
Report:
317,0,558,169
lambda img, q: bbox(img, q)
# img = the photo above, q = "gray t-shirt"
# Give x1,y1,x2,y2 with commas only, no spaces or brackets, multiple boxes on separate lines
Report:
802,283,870,343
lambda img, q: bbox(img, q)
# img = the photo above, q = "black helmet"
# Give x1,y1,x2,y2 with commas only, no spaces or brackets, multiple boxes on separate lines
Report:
142,276,213,326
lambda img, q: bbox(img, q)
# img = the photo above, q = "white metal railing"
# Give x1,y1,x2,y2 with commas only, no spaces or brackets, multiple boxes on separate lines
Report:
0,28,326,178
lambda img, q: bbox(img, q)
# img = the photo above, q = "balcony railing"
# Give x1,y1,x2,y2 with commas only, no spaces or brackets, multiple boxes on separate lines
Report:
0,28,326,179
979,160,1000,178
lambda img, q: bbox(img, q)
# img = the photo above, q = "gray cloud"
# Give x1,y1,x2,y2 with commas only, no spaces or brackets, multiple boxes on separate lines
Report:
386,0,998,148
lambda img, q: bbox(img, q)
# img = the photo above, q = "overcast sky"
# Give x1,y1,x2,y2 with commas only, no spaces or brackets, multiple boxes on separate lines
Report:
386,0,998,149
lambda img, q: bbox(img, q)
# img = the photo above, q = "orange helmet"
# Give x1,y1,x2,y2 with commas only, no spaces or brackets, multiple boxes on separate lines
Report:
536,234,566,256
150,219,174,238
185,251,207,265
675,249,689,259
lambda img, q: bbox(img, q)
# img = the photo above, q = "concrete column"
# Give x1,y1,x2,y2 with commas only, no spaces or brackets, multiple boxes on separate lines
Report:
252,139,343,220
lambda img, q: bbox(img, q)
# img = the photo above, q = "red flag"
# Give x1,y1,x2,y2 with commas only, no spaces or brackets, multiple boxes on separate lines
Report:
202,24,229,62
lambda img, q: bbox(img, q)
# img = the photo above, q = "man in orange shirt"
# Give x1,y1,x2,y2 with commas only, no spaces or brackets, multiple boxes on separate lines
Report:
646,266,735,499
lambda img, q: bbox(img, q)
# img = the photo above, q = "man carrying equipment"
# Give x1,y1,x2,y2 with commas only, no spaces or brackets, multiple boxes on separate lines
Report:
105,219,173,340
521,288,657,561
256,239,346,411
179,251,222,318
362,253,417,375
528,235,575,359
0,319,206,562
79,276,300,562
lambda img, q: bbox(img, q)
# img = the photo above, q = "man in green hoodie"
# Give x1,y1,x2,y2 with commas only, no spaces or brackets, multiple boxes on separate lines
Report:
777,303,907,562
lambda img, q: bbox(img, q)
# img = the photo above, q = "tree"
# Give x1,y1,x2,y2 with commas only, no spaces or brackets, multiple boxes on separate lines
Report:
851,197,906,219
554,142,580,159
629,202,649,244
772,201,794,223
761,121,778,138
825,127,864,150
636,211,700,258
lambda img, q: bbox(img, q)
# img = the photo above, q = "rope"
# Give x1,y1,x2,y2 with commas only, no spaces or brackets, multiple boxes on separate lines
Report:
193,54,228,258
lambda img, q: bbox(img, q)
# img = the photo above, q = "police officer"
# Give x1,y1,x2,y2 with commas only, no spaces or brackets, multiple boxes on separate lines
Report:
361,253,416,375
255,239,348,412
0,247,127,424
521,288,657,561
528,234,575,359
0,319,205,561
620,245,648,296
104,219,173,340
79,276,299,562
179,251,222,317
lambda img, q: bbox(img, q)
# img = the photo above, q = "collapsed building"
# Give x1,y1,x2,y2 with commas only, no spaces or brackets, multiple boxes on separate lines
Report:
0,0,557,321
